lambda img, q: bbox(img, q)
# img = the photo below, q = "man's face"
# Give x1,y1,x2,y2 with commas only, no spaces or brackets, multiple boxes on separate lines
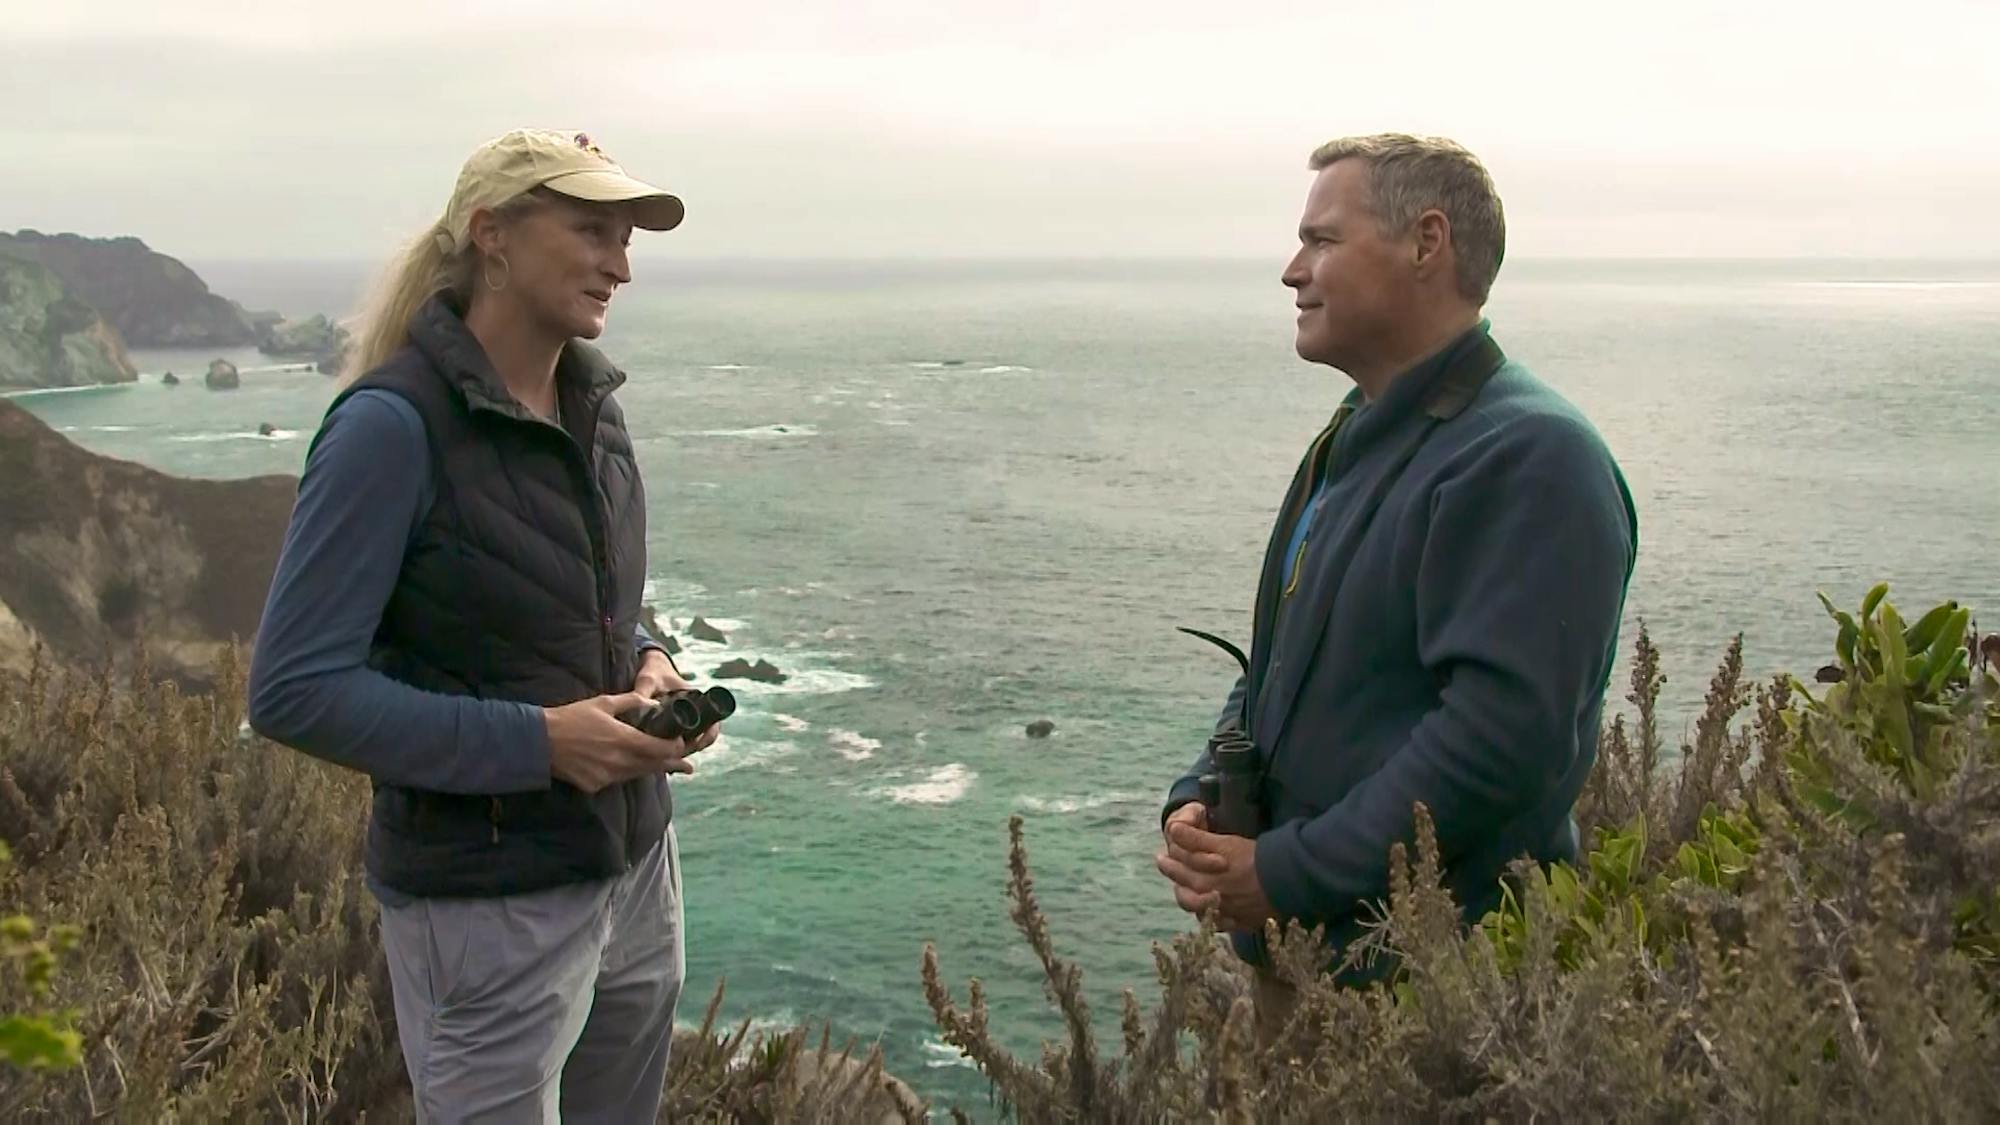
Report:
1281,160,1415,371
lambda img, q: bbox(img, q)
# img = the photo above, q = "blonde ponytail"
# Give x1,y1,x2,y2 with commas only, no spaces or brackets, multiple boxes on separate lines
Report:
338,192,545,385
337,226,466,385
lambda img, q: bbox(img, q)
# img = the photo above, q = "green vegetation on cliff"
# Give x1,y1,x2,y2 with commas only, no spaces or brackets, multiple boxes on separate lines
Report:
0,586,1992,1120
926,587,2000,1121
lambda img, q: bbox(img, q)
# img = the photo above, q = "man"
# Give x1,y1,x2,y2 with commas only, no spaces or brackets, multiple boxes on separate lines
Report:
1155,135,1638,993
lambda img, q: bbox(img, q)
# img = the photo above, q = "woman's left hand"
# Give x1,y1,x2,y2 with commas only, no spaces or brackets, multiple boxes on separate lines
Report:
633,649,724,753
634,649,693,700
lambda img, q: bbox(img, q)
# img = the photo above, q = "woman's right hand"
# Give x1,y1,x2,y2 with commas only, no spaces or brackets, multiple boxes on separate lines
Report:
543,692,700,793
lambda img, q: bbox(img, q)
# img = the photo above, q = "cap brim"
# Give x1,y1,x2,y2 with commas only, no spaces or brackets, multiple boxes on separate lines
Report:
542,169,685,231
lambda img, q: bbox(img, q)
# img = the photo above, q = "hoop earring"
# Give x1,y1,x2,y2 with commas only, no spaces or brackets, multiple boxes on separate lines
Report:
482,254,511,292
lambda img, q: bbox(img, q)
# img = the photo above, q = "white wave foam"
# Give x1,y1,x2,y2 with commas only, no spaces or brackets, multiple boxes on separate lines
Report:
979,364,1032,374
720,667,876,697
878,764,975,806
168,429,299,443
60,424,139,433
0,384,131,400
922,1039,976,1069
668,616,749,635
683,733,798,778
642,578,708,608
1017,791,1146,815
827,729,880,762
772,713,811,733
676,1007,798,1039
669,424,817,440
704,364,754,371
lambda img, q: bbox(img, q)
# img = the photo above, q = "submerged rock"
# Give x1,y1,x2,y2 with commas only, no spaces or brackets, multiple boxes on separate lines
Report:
161,371,180,386
1025,719,1055,739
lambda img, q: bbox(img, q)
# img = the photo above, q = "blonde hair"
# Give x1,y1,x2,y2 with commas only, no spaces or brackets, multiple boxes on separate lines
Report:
1309,133,1506,304
337,192,544,385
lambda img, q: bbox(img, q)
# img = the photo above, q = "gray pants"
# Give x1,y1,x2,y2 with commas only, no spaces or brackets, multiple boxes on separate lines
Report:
379,828,684,1124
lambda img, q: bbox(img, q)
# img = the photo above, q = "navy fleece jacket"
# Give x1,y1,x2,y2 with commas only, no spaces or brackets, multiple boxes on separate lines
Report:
1167,323,1638,966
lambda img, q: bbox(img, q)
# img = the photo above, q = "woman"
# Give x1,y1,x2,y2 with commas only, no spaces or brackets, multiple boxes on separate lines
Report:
247,128,716,1123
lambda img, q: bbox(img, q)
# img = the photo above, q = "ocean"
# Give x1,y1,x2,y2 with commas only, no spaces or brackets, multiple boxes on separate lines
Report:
10,256,1999,1111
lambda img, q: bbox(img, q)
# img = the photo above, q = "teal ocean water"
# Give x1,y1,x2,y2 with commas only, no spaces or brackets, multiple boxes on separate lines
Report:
11,257,1999,1111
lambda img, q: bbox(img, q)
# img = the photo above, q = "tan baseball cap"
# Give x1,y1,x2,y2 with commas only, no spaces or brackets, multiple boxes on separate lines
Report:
432,129,685,253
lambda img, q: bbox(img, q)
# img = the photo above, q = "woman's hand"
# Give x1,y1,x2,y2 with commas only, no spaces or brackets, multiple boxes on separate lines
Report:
632,649,724,754
633,649,691,700
544,691,697,793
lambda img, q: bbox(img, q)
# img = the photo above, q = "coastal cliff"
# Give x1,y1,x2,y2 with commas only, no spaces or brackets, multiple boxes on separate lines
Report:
0,229,256,347
0,399,295,685
0,254,138,389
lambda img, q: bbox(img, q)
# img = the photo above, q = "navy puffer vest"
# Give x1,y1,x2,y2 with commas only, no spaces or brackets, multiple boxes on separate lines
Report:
338,294,664,898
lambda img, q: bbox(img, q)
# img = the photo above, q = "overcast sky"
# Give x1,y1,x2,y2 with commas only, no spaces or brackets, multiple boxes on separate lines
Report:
4,0,1997,264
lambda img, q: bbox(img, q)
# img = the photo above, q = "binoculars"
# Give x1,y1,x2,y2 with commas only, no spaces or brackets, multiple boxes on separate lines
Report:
1198,730,1263,838
622,686,737,740
1176,624,1264,838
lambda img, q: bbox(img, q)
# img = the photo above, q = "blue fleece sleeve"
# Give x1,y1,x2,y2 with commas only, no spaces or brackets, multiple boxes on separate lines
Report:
635,618,672,666
246,390,554,795
1252,418,1636,923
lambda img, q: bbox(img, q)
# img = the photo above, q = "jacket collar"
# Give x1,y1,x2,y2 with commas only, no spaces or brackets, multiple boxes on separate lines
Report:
408,293,627,425
1326,319,1494,466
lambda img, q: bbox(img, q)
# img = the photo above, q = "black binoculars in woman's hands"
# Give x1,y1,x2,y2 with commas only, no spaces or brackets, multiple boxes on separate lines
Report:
622,687,737,741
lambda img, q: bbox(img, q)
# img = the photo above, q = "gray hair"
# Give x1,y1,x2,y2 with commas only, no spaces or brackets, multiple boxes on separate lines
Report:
1309,133,1506,304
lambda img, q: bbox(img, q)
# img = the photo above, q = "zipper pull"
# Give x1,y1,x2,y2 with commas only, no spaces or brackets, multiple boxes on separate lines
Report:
489,797,502,844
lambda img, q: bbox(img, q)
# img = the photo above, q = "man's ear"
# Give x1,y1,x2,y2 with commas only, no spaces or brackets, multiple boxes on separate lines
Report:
1411,209,1452,276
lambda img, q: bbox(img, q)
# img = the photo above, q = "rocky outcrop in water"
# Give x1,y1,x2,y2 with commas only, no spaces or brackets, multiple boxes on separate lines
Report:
0,254,139,389
715,657,787,684
689,616,729,643
0,399,296,686
257,312,351,375
0,230,256,347
206,358,240,390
